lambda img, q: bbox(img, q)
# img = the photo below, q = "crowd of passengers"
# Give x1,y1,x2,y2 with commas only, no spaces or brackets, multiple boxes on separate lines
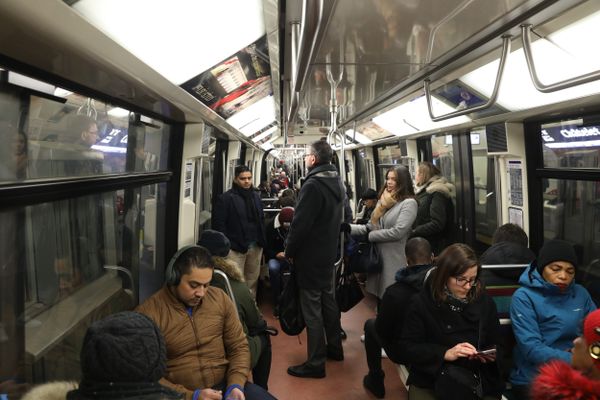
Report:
20,140,600,400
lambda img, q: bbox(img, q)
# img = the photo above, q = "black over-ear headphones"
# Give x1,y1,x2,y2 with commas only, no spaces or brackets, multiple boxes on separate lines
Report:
165,245,202,286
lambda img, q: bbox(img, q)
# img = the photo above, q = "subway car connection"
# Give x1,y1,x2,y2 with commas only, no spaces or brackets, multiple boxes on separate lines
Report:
1,0,600,399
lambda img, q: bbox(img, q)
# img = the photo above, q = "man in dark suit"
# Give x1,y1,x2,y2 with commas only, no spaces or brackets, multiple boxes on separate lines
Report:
213,165,266,299
285,140,344,378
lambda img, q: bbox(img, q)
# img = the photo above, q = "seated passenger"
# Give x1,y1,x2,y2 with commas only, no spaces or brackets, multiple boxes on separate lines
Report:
355,188,378,225
136,246,276,400
55,311,182,399
399,243,504,400
531,308,600,399
198,230,273,391
480,223,535,286
264,207,294,314
509,239,596,399
362,237,434,398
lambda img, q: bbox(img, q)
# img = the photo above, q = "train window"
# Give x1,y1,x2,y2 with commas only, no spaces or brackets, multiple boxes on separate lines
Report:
0,182,168,385
542,178,600,305
541,120,600,169
471,130,498,245
0,85,170,182
431,134,455,183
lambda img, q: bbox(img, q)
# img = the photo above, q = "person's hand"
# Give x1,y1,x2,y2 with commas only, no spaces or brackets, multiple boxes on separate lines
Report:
340,222,351,233
469,352,496,363
225,387,244,400
444,342,477,361
0,380,30,398
198,388,222,399
276,251,286,260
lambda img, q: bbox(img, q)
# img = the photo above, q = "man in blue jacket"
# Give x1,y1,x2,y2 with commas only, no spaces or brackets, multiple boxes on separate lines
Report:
285,140,344,378
213,165,266,299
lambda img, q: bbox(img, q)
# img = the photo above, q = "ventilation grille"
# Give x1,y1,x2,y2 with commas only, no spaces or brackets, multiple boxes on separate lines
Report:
486,123,508,153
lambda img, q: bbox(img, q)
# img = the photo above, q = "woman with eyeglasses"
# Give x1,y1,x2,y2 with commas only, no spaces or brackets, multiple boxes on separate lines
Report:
509,239,596,400
398,243,504,400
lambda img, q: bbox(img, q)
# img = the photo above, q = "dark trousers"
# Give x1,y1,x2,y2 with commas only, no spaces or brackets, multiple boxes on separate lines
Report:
298,284,343,368
213,381,277,400
364,318,383,375
252,333,272,390
268,258,290,308
509,384,530,400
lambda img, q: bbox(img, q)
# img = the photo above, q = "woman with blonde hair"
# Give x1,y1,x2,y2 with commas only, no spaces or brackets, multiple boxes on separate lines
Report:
346,165,417,299
412,161,455,255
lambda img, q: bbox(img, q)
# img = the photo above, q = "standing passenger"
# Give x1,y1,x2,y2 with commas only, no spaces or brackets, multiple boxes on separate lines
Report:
345,166,417,300
285,140,344,378
411,161,455,255
265,207,294,314
509,239,596,399
213,165,266,299
137,246,276,400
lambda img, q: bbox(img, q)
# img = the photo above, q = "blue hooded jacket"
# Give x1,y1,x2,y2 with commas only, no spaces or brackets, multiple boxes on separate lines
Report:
509,263,596,386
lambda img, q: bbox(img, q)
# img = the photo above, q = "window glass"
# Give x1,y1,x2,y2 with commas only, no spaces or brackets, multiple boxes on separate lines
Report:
431,134,455,183
0,84,170,182
376,144,401,165
542,178,600,306
0,183,167,388
471,129,498,246
541,119,600,169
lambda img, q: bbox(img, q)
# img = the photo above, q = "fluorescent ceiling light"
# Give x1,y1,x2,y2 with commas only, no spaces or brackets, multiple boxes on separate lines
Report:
252,125,278,142
108,107,131,118
461,10,600,111
226,95,276,136
8,72,55,95
344,129,372,144
54,87,73,97
373,96,471,136
72,0,266,85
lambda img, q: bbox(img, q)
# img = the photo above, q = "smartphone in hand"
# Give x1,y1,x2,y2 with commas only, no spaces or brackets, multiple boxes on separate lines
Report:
469,347,497,363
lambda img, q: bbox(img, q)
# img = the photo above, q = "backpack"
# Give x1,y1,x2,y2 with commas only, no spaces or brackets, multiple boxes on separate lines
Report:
277,270,305,336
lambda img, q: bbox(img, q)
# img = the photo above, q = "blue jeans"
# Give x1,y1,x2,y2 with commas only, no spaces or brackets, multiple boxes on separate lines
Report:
268,258,289,309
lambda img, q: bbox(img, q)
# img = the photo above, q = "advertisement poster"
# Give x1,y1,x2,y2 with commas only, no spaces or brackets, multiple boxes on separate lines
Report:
181,36,272,119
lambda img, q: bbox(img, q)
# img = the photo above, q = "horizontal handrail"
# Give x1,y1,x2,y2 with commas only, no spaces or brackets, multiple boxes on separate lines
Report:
481,264,528,270
424,35,511,122
521,24,600,93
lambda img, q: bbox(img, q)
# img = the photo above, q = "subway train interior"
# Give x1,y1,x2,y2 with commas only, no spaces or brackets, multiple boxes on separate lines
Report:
2,0,600,398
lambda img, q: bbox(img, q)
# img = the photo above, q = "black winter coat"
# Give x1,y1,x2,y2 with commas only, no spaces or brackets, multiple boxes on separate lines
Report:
398,278,504,397
375,264,432,364
264,216,287,260
412,176,455,255
285,163,343,289
212,185,266,253
480,241,535,286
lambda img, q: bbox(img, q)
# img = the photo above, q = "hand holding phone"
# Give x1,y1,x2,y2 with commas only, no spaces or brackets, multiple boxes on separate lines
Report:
469,347,497,363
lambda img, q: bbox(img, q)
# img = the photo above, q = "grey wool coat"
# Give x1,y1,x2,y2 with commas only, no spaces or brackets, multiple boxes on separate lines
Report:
351,198,418,298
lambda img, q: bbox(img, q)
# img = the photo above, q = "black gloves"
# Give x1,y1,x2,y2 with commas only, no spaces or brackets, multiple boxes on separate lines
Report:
340,222,351,234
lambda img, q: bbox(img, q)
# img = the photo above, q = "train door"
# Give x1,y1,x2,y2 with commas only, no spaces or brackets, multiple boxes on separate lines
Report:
427,131,500,253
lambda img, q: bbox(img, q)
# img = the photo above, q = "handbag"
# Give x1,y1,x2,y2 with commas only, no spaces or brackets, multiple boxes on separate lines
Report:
348,241,382,274
336,270,364,312
434,363,483,400
277,269,305,336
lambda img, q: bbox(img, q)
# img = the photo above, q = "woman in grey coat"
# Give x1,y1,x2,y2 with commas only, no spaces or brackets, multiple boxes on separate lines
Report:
349,165,418,299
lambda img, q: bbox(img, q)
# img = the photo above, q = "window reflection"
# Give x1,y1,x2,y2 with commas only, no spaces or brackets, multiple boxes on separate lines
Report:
542,178,600,306
0,183,168,390
471,130,498,245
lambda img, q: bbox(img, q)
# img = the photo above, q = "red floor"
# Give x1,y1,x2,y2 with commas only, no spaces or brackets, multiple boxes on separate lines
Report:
258,285,408,400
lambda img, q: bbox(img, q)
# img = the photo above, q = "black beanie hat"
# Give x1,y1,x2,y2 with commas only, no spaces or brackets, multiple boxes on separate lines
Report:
80,311,166,383
197,229,231,257
536,239,578,274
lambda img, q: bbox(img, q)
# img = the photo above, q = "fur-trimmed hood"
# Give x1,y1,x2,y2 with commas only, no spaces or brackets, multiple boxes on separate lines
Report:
23,381,78,400
532,360,600,400
213,256,244,282
419,175,454,197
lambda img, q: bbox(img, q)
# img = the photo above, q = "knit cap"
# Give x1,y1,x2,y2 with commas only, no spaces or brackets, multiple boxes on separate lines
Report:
80,312,166,383
536,239,578,274
584,309,600,368
361,189,378,200
278,207,295,224
197,229,231,257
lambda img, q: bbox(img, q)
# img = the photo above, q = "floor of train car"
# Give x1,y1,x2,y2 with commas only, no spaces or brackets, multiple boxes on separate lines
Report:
256,280,407,400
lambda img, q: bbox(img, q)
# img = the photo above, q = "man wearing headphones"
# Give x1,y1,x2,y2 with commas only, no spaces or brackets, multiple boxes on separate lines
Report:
137,246,275,400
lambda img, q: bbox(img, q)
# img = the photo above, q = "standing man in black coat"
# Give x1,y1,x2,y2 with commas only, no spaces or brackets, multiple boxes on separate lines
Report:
213,165,266,299
285,140,344,378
